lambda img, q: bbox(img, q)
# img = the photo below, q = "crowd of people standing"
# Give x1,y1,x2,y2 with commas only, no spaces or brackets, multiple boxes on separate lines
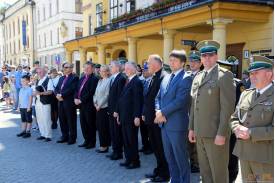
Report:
0,39,273,183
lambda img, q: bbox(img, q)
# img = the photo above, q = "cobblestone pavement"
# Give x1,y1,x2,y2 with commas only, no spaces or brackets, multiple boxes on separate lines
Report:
0,103,241,183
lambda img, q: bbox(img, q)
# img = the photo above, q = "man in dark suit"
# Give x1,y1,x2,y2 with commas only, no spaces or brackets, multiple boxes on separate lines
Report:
55,62,79,145
116,61,143,169
142,55,170,182
74,61,99,149
107,61,126,160
155,50,193,183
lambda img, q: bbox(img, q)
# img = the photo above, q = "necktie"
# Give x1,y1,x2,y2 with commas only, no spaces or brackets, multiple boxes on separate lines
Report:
61,75,69,91
125,79,129,87
202,71,208,81
256,91,261,99
166,73,175,91
77,75,89,98
110,76,114,87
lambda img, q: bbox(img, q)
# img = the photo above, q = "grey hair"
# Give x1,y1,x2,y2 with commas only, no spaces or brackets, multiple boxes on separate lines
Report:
100,64,110,72
149,54,163,65
125,61,137,70
110,60,121,69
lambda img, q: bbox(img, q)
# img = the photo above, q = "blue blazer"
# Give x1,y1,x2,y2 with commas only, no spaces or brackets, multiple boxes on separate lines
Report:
155,70,192,131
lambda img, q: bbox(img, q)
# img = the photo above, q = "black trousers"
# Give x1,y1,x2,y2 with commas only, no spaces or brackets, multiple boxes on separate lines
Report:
140,121,150,150
58,102,77,141
109,115,123,155
121,123,139,164
229,133,239,183
96,108,111,147
51,98,58,124
147,123,170,178
80,105,96,146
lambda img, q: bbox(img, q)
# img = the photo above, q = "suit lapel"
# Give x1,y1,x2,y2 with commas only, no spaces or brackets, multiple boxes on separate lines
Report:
121,75,136,96
164,70,184,96
250,85,273,108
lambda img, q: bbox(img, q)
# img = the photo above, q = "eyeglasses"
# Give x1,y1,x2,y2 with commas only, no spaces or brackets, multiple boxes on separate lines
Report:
63,66,71,69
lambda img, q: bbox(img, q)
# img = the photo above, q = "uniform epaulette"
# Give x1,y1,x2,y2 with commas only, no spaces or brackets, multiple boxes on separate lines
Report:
219,66,229,73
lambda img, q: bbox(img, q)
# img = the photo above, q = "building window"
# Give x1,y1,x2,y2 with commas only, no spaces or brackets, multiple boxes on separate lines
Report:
75,27,83,38
57,28,60,44
126,0,135,13
27,36,29,49
56,0,59,14
18,18,20,34
75,0,82,14
50,30,53,46
88,15,92,35
37,9,40,23
110,0,118,20
44,33,46,47
13,41,15,54
13,21,15,36
9,23,11,38
96,3,103,27
38,35,41,48
43,6,46,20
49,3,52,17
18,40,20,52
26,14,28,25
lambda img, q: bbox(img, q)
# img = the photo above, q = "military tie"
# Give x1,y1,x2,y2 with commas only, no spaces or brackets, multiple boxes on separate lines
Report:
256,91,261,99
202,71,208,81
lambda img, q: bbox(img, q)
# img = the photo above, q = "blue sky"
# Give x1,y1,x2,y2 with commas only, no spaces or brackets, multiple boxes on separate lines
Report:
0,0,17,8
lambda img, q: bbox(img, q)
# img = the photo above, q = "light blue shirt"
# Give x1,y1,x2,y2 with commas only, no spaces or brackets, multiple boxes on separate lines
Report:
15,71,23,89
19,86,32,109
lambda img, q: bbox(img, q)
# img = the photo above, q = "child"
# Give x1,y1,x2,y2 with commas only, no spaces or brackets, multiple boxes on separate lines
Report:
30,75,39,131
10,75,17,109
2,76,11,108
16,75,33,138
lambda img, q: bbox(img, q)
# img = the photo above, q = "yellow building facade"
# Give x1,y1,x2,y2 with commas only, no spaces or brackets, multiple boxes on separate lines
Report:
1,0,35,66
64,0,273,78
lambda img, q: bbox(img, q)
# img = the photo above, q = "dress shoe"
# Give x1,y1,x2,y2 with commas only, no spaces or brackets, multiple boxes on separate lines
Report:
78,142,88,147
110,153,123,160
150,176,170,182
57,139,68,143
119,161,131,167
143,149,153,155
67,140,76,145
145,173,157,179
85,144,95,149
96,148,108,153
44,138,52,142
16,131,26,137
22,132,31,138
126,163,140,169
106,153,114,158
37,136,46,140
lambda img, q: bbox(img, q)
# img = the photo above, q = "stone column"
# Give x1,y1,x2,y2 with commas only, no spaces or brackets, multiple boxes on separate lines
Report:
207,18,233,60
162,29,176,63
128,37,138,62
79,47,88,68
97,44,106,65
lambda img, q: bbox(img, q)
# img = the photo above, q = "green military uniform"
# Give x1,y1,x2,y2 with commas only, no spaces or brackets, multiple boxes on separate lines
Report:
231,56,274,182
189,40,236,183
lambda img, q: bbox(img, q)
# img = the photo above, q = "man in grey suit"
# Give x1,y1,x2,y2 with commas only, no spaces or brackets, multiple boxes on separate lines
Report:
155,50,193,183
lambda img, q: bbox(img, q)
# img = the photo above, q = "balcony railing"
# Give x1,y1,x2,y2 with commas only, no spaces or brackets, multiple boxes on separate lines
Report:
94,0,273,35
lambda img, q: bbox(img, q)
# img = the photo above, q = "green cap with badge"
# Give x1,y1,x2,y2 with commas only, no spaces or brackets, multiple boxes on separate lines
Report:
189,50,201,62
248,55,273,72
196,40,220,54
